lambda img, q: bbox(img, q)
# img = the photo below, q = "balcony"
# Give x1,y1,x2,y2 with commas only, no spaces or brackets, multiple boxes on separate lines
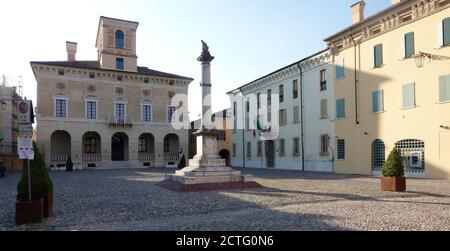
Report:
107,116,133,127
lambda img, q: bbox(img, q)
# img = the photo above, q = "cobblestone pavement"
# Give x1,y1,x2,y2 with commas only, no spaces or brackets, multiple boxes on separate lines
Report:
1,168,450,231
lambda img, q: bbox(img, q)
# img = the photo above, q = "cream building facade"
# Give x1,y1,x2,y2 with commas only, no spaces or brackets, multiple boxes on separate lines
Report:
228,50,335,172
31,16,193,169
325,0,450,179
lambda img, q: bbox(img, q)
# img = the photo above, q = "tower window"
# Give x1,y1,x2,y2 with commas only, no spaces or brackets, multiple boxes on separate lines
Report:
116,58,124,70
115,30,124,49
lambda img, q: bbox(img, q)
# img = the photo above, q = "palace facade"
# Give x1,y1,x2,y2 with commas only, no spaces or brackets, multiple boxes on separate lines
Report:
31,16,193,169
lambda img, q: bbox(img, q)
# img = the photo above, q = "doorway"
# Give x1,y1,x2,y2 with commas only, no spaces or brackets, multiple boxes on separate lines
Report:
111,133,128,161
265,140,275,168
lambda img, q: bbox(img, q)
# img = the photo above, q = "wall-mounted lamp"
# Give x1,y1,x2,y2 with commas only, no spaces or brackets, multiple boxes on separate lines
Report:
413,51,450,68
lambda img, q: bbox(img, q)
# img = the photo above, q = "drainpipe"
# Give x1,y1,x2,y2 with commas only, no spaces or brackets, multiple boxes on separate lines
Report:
296,63,305,171
349,28,360,125
241,94,246,169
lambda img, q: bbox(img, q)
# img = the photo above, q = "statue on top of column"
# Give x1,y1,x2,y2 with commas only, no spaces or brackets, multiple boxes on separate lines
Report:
197,40,215,63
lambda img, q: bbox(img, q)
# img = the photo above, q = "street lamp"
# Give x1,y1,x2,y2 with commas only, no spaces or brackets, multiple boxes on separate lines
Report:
413,51,450,68
0,100,6,111
413,52,427,68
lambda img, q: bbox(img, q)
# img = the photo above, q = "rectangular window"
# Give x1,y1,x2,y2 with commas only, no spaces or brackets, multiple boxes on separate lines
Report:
257,141,262,157
115,103,125,119
58,69,64,76
404,32,415,58
320,99,328,119
444,18,450,46
372,90,384,113
279,85,284,103
279,109,287,126
336,99,345,119
142,105,152,122
167,106,176,123
402,83,416,108
139,138,147,153
293,138,300,156
116,58,124,70
233,102,237,132
293,106,300,123
55,99,67,118
293,80,298,99
84,138,96,154
335,58,344,79
267,89,272,105
246,101,250,113
86,101,97,119
232,144,236,157
246,142,252,158
337,139,345,160
320,135,329,156
439,74,450,102
279,139,285,156
320,69,327,91
374,44,383,68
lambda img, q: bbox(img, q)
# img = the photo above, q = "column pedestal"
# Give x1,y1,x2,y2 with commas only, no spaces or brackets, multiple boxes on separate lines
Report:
159,130,262,192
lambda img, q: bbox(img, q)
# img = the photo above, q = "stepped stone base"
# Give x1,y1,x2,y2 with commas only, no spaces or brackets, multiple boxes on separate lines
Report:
159,158,263,192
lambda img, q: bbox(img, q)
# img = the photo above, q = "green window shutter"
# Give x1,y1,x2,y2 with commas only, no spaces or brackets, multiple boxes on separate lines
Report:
405,32,415,58
444,18,450,46
402,83,415,108
372,91,383,113
336,99,345,118
440,75,450,102
374,44,383,67
335,59,344,79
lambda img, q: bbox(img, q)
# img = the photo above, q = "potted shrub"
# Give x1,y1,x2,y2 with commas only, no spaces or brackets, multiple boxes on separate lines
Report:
178,154,186,170
66,155,73,172
381,148,406,192
17,142,54,221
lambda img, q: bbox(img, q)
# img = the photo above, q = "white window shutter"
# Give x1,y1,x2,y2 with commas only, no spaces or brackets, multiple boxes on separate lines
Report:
438,20,443,48
400,35,405,59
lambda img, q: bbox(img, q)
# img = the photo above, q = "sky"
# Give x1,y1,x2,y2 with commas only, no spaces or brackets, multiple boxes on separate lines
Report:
0,0,391,121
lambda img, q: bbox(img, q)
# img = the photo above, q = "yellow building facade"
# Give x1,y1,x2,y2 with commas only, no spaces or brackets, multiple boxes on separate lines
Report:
31,17,193,169
325,0,450,179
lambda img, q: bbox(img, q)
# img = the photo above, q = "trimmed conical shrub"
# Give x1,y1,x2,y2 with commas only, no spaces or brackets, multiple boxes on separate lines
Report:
66,155,73,172
382,148,405,177
178,154,186,170
17,141,53,198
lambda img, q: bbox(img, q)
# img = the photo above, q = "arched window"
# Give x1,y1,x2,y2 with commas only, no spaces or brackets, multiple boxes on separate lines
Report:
115,30,124,49
371,139,385,171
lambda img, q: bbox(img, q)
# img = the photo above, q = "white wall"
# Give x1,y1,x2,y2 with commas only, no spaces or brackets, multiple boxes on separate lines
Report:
230,50,334,172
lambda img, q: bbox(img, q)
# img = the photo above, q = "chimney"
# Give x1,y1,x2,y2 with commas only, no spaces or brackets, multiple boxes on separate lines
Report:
66,41,77,61
351,1,366,24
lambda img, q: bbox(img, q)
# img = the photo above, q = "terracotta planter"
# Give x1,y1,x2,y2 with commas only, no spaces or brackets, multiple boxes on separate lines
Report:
41,192,53,218
15,198,44,225
381,176,406,192
17,192,53,218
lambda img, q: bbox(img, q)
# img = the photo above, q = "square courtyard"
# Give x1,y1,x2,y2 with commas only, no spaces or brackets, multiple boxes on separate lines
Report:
1,168,450,231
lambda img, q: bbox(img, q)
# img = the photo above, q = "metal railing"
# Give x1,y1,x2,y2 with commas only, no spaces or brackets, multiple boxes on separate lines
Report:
164,153,180,161
106,116,134,126
51,154,68,164
138,153,155,162
82,154,101,163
